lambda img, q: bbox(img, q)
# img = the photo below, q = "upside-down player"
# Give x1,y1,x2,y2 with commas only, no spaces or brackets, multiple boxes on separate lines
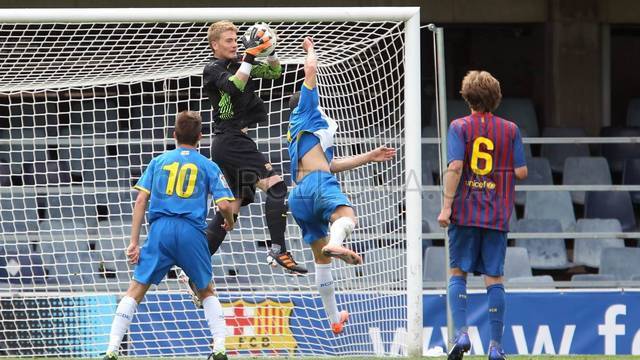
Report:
437,71,528,360
287,37,396,334
103,111,236,360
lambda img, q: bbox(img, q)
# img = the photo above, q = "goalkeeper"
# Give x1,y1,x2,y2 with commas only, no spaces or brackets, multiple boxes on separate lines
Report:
201,20,306,274
103,111,235,360
287,37,396,334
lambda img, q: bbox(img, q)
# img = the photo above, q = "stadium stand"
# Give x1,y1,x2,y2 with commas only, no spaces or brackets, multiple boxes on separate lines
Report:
494,98,539,137
515,157,553,206
524,191,576,232
623,158,640,204
573,219,625,269
599,247,640,280
626,98,640,127
515,219,571,270
600,126,640,172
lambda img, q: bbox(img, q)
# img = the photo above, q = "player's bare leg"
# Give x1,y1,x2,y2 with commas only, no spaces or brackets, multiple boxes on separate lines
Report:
258,174,308,274
321,206,362,265
312,239,349,334
104,281,150,360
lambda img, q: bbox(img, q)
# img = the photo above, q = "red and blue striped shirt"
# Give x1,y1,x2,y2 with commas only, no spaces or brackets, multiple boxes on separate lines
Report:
447,112,526,232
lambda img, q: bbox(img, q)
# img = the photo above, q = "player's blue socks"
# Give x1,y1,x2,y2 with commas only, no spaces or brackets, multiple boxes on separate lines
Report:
448,275,468,333
487,283,505,346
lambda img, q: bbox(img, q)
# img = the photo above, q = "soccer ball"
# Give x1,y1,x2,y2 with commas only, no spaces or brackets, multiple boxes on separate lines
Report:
243,22,277,57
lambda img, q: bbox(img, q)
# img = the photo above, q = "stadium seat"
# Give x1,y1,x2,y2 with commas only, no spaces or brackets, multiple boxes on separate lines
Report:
584,191,636,232
622,159,640,204
0,194,39,233
494,98,539,137
421,126,440,175
0,161,10,186
626,98,640,127
599,247,640,280
0,248,46,284
363,247,404,287
22,160,72,185
563,157,612,205
573,219,624,268
422,191,442,234
571,274,615,282
540,127,590,173
515,219,571,269
423,247,446,282
508,206,518,232
515,157,553,206
429,99,469,125
504,247,533,279
506,275,554,288
524,191,575,232
600,126,640,172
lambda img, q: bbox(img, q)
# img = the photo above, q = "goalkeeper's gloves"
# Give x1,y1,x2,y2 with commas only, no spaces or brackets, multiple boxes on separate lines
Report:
242,27,274,63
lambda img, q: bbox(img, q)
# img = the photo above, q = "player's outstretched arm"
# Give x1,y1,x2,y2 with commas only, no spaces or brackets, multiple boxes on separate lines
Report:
128,190,149,264
330,146,396,173
302,37,317,88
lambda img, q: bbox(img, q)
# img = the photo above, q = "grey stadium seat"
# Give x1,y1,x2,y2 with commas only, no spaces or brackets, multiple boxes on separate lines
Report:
540,127,590,173
494,98,539,137
423,247,446,282
507,275,554,288
573,219,624,268
504,247,533,279
422,191,442,234
571,274,615,282
515,219,571,269
563,157,612,205
515,157,553,206
0,194,39,233
524,191,575,232
599,247,640,280
429,99,469,126
627,98,640,127
584,191,636,232
422,126,441,175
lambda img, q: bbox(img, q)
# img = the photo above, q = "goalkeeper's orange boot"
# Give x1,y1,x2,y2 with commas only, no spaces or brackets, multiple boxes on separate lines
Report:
321,244,363,265
267,247,308,274
331,310,349,335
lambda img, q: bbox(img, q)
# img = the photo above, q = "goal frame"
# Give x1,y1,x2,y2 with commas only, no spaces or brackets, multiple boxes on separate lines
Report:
0,7,423,357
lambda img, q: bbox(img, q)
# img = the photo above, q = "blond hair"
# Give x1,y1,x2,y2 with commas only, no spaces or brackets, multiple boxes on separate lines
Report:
207,20,237,52
460,70,502,113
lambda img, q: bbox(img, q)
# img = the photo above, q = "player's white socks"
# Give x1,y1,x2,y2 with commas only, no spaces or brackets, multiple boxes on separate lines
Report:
315,263,340,323
107,296,138,354
328,217,355,248
202,296,226,353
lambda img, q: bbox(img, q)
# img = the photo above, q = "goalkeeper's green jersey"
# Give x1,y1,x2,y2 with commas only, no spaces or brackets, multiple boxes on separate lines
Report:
202,56,282,132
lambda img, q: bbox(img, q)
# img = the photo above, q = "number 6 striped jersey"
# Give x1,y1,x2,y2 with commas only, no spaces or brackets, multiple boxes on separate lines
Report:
133,147,235,231
446,112,526,231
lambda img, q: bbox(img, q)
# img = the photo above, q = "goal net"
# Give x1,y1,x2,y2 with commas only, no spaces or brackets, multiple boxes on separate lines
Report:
0,8,421,357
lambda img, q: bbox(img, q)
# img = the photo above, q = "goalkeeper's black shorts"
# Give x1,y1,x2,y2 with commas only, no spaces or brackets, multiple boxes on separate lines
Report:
210,128,276,206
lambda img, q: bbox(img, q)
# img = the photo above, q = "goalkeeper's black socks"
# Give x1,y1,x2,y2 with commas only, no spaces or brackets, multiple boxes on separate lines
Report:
265,181,288,252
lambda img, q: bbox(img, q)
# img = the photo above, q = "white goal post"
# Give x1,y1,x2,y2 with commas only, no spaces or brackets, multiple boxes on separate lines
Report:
0,7,422,357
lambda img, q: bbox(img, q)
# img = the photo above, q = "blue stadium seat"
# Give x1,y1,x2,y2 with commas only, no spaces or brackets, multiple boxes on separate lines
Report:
515,219,571,269
585,191,636,231
363,247,404,286
563,157,612,205
524,191,575,232
494,98,539,137
422,126,440,175
626,98,640,127
599,247,640,280
422,191,442,234
540,127,590,173
571,274,615,282
573,219,624,268
515,157,553,206
600,127,640,172
622,159,640,204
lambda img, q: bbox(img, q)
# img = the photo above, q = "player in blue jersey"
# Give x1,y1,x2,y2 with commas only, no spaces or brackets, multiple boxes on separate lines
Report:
103,111,236,360
287,37,396,334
